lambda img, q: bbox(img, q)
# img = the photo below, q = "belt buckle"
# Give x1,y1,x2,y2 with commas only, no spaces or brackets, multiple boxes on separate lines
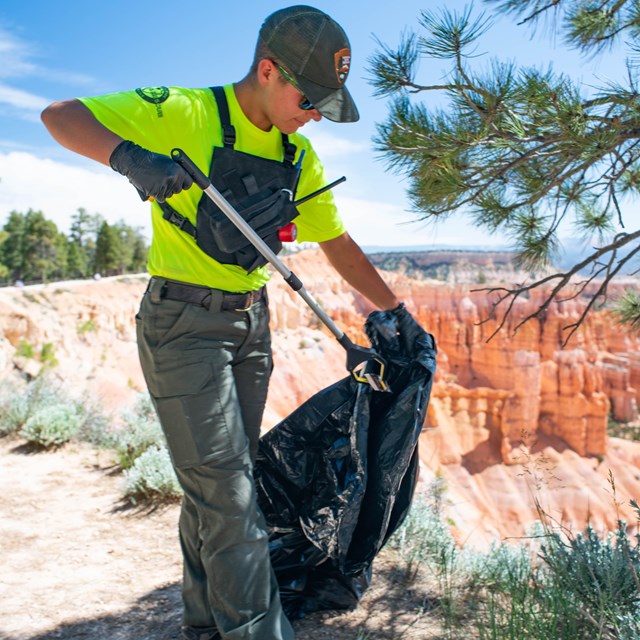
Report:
235,290,254,312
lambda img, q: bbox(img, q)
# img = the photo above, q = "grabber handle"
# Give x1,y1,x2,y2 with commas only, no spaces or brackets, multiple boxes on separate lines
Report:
172,148,390,392
172,149,210,190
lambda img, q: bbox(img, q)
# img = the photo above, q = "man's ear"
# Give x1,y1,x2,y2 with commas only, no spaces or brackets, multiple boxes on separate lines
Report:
256,59,276,87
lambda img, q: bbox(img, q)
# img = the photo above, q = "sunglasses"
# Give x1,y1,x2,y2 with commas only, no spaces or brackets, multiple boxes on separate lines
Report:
273,62,315,111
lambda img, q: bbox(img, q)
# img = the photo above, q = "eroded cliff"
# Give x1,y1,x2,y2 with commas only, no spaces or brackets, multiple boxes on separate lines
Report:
1,248,638,546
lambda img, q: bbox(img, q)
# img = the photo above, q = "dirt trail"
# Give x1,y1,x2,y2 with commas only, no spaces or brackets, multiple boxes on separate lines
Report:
0,437,438,640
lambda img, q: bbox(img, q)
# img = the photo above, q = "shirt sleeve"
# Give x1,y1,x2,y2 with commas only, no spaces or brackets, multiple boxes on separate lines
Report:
80,91,162,150
79,87,216,158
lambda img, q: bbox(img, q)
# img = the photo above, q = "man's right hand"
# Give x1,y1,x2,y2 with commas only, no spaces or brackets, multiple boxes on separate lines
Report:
109,140,194,202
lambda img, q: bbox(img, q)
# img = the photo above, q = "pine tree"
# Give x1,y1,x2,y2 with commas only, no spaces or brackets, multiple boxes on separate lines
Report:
1,211,26,282
368,0,640,342
94,221,124,276
130,234,148,273
68,208,103,278
22,209,67,283
0,228,9,284
66,240,88,279
0,208,147,285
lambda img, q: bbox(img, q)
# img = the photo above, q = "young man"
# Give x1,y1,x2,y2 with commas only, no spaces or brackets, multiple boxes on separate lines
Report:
42,6,401,640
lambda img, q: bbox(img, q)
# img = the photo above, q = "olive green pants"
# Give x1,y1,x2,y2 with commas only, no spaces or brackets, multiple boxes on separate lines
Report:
136,278,293,640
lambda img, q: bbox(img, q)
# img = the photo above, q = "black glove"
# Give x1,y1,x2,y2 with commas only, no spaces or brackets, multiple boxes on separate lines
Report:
389,301,409,317
109,140,193,202
389,301,419,329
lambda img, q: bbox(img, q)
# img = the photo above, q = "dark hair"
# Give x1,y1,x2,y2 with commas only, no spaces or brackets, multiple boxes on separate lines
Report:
249,37,287,83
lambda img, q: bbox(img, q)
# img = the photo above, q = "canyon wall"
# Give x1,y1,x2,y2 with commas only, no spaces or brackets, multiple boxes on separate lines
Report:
1,249,639,546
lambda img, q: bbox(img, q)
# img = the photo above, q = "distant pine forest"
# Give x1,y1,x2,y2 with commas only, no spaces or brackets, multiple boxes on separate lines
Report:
0,208,148,287
0,207,573,289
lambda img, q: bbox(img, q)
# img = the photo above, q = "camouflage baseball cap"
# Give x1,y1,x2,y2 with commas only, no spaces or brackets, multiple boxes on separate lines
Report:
259,5,359,123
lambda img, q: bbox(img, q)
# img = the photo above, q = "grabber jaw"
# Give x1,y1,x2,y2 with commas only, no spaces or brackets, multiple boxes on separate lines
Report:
342,338,390,393
351,356,389,392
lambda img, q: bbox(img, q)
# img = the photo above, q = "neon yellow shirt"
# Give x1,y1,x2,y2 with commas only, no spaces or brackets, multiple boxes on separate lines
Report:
80,85,345,292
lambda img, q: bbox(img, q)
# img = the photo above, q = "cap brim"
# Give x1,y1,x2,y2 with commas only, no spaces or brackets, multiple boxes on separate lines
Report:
297,77,359,123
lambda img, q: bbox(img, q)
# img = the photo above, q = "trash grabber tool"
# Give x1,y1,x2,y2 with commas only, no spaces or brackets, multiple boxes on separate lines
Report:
171,148,389,392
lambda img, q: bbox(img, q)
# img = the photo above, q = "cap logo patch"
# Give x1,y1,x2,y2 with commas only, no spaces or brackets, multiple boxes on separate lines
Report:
334,48,351,84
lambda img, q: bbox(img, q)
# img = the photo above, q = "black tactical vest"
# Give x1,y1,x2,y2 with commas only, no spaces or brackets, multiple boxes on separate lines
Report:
160,86,301,273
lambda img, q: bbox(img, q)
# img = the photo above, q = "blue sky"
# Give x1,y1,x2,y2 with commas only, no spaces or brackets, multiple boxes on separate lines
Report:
0,1,633,249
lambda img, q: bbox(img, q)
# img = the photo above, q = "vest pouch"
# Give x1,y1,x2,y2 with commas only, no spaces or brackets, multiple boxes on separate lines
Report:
192,144,300,272
232,232,281,274
207,189,294,254
196,188,298,272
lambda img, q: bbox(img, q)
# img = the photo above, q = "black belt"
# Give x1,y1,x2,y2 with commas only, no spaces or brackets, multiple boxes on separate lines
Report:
158,280,265,311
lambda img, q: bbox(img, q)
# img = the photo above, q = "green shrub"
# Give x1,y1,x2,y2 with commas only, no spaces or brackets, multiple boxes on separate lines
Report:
388,491,457,584
476,504,640,640
388,479,482,629
15,339,34,359
11,340,58,368
0,376,109,444
77,318,98,335
109,393,164,469
0,376,62,435
123,445,182,502
477,544,563,640
74,395,112,447
389,481,640,639
0,380,25,435
539,519,640,638
20,403,81,447
40,342,59,368
608,413,640,441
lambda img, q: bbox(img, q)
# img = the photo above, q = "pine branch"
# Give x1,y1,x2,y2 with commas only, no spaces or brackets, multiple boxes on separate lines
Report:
482,0,563,27
561,245,640,343
473,229,640,344
370,2,640,335
613,289,640,331
514,1,563,26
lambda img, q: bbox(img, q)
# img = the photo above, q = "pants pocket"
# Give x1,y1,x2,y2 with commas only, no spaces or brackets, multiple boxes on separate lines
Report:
137,295,254,469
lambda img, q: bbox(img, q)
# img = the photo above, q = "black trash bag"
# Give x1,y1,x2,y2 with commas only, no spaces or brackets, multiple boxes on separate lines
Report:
254,306,437,619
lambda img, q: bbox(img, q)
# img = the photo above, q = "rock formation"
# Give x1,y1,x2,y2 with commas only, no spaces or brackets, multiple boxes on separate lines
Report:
0,249,639,547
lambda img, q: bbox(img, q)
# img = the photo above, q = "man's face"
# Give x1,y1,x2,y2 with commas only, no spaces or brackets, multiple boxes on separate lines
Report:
266,62,322,134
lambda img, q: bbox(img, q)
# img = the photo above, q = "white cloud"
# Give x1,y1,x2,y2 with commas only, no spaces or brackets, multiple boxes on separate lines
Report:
0,151,151,236
0,151,502,251
335,194,503,248
0,27,48,119
0,26,95,120
0,27,37,79
306,130,368,158
0,82,49,112
41,68,95,86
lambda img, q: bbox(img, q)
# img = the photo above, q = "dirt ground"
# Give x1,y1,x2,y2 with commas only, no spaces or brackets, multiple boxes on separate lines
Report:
0,436,440,640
